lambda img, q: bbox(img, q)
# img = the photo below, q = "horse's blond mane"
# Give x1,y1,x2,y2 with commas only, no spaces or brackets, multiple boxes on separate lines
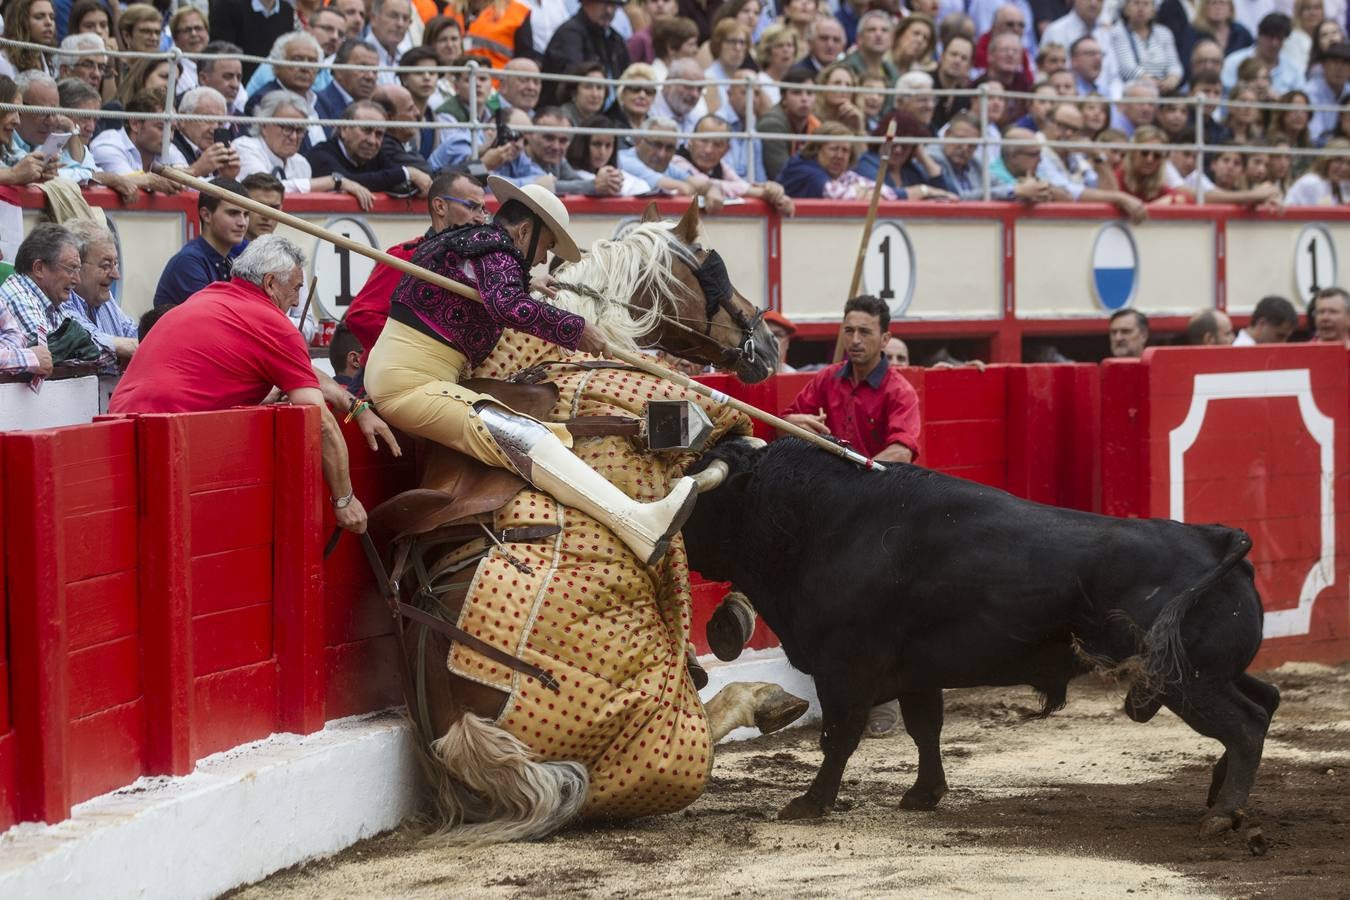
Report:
548,222,697,353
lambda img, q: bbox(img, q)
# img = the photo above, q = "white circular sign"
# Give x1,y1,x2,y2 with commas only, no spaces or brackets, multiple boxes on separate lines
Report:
861,221,915,317
1294,224,1337,306
310,216,378,321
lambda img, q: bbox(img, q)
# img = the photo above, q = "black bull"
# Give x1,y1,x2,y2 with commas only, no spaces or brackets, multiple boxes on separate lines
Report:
684,438,1278,849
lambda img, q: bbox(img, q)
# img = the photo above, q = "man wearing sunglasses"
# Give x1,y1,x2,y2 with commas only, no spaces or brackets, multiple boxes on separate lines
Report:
306,100,431,197
344,168,491,362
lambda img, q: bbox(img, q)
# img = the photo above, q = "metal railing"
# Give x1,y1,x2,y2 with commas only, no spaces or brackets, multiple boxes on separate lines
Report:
2,35,1345,205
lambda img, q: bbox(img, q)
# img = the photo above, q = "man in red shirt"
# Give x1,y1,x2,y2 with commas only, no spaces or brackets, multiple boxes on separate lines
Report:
783,294,920,465
784,293,920,738
344,168,489,360
111,235,371,534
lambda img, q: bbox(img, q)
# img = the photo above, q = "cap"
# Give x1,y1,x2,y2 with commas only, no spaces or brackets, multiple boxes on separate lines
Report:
763,309,797,335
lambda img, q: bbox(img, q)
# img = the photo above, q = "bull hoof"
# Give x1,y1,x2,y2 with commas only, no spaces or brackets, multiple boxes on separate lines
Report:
1244,824,1267,857
753,688,810,735
1199,813,1236,839
899,781,949,811
778,795,828,820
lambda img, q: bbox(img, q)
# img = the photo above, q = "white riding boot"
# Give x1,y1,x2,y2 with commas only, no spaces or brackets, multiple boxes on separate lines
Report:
477,405,698,566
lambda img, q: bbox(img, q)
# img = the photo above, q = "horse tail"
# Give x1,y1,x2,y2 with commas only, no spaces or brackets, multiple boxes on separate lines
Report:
1140,527,1253,698
419,713,588,846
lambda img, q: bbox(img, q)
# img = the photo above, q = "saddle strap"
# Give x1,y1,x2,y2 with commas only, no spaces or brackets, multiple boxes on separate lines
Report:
565,415,642,438
398,601,562,693
511,360,644,384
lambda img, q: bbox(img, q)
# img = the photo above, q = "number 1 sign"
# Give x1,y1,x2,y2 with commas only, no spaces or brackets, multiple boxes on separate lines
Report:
862,221,916,317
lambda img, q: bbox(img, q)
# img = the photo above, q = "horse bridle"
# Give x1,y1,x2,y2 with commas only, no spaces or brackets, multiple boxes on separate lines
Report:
554,242,764,371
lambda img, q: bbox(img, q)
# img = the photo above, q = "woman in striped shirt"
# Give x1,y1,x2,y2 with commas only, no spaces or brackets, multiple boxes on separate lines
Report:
1111,0,1184,95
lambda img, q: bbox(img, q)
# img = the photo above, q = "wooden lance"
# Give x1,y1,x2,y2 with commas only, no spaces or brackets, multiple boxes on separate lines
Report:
153,165,886,471
832,118,898,365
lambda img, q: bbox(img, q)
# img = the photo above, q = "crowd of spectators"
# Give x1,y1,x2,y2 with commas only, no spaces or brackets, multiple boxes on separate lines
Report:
1,0,1348,215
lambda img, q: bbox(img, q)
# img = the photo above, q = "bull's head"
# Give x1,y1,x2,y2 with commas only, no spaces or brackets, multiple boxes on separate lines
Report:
682,436,767,583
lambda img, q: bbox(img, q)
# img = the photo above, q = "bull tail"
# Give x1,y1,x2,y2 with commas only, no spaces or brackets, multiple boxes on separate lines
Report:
1140,527,1253,699
419,713,588,847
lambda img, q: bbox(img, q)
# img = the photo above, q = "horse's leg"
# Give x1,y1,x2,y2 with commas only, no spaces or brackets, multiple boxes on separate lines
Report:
705,682,809,744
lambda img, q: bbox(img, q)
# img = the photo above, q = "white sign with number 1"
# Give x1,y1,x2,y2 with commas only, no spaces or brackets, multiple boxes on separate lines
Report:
862,221,916,317
1294,224,1337,307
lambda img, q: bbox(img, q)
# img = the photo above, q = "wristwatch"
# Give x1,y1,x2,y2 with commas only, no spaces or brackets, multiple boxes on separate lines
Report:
331,172,344,192
331,489,355,509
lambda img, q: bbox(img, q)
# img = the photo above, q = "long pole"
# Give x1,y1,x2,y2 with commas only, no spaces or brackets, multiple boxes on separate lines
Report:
832,118,897,365
152,165,886,471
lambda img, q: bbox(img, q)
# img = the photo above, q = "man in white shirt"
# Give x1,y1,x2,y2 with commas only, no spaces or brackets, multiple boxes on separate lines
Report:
91,90,189,175
1307,42,1350,141
651,58,708,142
1044,0,1121,95
1232,295,1297,345
1220,13,1303,94
366,0,415,86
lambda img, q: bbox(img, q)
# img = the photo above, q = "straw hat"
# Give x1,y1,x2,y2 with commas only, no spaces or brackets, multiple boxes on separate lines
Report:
486,176,581,263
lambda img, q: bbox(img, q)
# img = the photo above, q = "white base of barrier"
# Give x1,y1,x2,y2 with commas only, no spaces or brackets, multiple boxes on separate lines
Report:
0,711,420,900
0,649,813,898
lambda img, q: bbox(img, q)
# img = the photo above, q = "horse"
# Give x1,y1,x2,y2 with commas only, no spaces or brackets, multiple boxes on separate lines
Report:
365,201,808,846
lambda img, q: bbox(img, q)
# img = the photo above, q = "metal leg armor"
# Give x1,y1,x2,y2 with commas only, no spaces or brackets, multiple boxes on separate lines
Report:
475,405,698,567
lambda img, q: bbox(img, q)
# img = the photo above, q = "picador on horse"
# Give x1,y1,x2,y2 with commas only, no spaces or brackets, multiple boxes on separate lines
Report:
360,178,807,843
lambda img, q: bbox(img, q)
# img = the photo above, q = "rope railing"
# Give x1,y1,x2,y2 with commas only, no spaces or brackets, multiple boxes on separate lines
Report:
2,35,1344,203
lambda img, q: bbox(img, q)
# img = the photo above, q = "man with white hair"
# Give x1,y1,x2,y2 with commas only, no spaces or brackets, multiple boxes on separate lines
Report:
896,71,938,133
245,31,327,149
55,32,109,92
620,117,699,194
235,90,372,205
59,220,138,364
652,58,707,138
112,234,378,534
172,87,242,179
1110,78,1158,135
791,16,847,77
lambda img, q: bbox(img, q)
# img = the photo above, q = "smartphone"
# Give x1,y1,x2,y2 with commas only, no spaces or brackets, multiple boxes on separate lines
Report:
40,132,73,157
213,127,232,146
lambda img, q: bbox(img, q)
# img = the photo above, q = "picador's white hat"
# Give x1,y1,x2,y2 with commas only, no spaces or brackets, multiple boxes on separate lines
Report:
486,176,582,263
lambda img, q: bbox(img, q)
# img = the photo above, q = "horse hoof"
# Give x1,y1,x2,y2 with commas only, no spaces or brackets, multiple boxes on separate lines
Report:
778,795,827,820
899,782,949,811
753,688,810,735
1199,814,1235,839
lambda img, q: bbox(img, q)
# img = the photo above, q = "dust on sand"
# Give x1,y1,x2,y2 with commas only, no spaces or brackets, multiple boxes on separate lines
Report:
231,663,1350,899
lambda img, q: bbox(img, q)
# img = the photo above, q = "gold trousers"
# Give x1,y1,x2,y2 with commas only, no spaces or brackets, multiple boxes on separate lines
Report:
363,319,570,470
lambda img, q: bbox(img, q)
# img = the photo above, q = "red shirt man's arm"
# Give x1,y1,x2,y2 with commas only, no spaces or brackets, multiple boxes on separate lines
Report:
346,242,419,359
880,373,921,461
782,368,828,417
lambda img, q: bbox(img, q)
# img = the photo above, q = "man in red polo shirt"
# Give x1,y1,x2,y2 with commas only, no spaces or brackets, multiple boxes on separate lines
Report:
784,293,920,738
111,235,369,534
783,294,920,465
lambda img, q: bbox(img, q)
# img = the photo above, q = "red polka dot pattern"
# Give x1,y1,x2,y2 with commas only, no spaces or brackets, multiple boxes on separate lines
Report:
446,330,753,819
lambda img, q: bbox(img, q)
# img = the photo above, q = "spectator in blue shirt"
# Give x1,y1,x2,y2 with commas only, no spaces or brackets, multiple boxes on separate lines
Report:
619,117,693,193
152,177,250,308
60,219,137,366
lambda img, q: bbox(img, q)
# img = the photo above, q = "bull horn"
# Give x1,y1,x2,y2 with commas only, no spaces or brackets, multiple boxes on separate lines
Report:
691,460,730,493
741,437,767,449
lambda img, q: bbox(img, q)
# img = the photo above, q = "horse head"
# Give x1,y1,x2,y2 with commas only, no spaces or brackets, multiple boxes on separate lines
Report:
549,201,778,384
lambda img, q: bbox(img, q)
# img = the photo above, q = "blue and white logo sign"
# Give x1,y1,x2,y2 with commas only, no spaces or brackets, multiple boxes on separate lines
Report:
1090,222,1139,312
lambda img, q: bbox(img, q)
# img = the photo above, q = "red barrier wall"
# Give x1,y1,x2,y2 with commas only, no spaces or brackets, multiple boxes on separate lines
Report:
0,446,14,829
1100,346,1350,669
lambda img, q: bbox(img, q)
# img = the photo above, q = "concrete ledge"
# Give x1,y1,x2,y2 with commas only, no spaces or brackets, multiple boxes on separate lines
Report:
0,649,812,898
0,711,420,900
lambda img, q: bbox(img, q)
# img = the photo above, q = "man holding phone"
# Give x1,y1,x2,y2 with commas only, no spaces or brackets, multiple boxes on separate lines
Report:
172,87,242,179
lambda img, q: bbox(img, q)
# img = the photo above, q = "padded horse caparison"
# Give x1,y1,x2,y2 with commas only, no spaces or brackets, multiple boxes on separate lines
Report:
362,372,655,745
